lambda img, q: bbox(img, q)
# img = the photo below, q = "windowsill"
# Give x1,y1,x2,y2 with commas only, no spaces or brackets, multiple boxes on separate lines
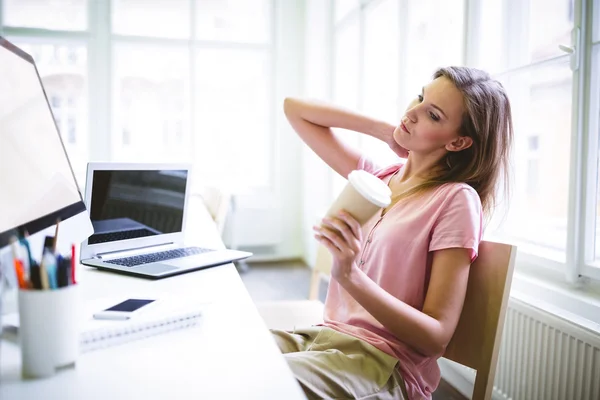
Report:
510,264,600,334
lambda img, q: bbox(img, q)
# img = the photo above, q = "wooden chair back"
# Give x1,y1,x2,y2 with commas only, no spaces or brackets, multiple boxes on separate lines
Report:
199,186,231,236
308,244,333,300
443,241,517,400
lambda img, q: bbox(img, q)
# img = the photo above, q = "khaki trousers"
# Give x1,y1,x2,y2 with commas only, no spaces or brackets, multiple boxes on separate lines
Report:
272,326,408,400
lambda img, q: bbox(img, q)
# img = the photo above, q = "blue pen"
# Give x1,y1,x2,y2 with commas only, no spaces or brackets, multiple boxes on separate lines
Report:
19,238,33,280
42,250,58,289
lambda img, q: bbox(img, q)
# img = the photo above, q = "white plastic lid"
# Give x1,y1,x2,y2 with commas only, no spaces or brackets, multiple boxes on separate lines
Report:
348,170,392,208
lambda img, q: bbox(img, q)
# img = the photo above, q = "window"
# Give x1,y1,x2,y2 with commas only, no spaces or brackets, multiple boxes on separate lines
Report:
589,1,600,275
9,41,88,178
361,0,401,167
3,0,87,31
330,0,465,200
331,13,360,198
113,44,191,163
111,0,190,39
109,1,274,191
478,0,573,73
333,17,360,111
402,0,465,107
526,135,540,197
325,0,600,283
1,0,276,194
194,49,271,188
195,0,271,44
334,0,359,23
67,116,76,144
477,0,574,262
595,0,600,43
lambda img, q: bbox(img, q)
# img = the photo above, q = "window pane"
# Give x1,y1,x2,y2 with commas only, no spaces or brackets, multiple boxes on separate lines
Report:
361,0,401,166
113,45,191,163
478,0,574,73
11,40,88,180
593,45,600,260
595,0,600,43
195,0,270,43
334,0,359,23
403,0,465,109
333,18,359,110
194,49,271,189
495,58,572,259
112,0,191,38
476,0,506,73
332,17,360,198
3,0,87,30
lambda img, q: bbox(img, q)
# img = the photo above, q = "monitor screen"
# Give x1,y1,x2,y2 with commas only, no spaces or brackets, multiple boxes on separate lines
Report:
87,169,187,245
0,37,86,248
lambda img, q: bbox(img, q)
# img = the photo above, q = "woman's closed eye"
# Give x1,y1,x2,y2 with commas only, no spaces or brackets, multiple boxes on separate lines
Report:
417,94,440,122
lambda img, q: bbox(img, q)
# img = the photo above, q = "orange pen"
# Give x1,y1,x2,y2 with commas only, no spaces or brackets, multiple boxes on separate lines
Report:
14,259,27,289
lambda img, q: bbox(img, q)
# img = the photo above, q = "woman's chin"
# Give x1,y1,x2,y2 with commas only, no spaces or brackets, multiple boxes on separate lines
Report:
393,130,408,147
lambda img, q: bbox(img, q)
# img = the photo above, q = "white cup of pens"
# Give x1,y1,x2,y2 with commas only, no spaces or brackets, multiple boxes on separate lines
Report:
11,220,80,379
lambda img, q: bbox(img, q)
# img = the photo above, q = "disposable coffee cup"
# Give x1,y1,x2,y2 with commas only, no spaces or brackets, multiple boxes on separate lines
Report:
325,170,392,226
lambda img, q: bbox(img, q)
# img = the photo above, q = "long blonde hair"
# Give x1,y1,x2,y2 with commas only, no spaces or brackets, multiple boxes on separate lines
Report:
400,66,513,221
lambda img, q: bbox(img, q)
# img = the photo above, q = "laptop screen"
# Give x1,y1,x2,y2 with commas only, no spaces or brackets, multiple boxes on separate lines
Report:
88,169,187,245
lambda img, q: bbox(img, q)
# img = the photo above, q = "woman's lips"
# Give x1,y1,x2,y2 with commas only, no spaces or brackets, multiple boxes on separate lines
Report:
400,122,410,133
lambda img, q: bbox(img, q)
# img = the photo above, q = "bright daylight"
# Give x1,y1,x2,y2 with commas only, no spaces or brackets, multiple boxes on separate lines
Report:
0,1,599,400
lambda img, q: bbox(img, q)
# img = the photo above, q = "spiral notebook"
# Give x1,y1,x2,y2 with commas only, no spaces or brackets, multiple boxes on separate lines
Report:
3,296,206,353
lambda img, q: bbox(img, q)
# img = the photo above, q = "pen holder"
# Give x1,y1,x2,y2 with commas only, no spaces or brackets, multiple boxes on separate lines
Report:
18,284,80,379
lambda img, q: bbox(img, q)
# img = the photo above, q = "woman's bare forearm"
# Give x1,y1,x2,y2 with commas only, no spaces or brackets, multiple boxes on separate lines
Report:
284,97,394,140
283,98,398,177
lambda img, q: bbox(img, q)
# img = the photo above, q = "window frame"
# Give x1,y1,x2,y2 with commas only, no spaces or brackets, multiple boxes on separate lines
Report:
0,0,278,192
472,0,600,283
329,0,600,284
581,29,600,280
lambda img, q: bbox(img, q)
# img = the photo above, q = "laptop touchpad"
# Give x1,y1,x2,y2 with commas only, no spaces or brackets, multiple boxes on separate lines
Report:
135,264,179,274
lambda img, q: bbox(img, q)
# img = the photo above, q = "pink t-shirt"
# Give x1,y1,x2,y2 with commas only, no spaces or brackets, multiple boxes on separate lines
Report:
323,156,483,400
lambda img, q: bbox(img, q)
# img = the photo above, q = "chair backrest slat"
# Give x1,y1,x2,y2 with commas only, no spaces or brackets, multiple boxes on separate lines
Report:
308,244,332,300
443,241,517,400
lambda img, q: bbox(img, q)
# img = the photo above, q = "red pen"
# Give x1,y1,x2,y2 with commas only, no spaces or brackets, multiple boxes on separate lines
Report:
71,244,77,284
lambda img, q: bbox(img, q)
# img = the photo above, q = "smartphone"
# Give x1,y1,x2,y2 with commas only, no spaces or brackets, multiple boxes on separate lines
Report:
93,299,156,321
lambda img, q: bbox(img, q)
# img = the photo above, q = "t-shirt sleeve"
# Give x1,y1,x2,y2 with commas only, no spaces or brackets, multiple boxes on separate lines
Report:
357,154,381,175
429,187,483,262
357,154,402,179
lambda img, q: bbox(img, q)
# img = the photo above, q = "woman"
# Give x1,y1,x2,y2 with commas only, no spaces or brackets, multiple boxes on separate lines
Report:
275,66,513,400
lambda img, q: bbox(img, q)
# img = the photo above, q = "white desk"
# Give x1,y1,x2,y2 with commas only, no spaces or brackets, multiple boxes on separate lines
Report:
0,199,306,400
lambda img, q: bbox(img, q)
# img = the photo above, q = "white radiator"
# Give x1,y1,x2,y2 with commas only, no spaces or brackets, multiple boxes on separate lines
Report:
440,297,600,400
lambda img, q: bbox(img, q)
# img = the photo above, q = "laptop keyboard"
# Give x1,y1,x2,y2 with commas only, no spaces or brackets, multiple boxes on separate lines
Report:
88,228,157,245
105,247,215,268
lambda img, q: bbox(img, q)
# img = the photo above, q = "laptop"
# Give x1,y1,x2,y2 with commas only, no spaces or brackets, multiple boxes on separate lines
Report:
80,162,252,279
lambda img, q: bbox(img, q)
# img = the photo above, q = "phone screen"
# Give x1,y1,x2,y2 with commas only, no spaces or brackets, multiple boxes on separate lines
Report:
105,299,155,313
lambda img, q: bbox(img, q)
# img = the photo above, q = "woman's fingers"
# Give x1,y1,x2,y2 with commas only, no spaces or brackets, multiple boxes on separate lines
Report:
313,225,343,251
336,211,362,241
321,217,356,248
314,234,339,256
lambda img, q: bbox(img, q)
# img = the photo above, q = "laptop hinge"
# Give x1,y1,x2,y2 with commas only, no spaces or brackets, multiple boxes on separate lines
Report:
96,242,176,259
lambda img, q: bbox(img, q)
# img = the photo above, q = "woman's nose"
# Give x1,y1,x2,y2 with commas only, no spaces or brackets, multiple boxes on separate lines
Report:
405,105,418,123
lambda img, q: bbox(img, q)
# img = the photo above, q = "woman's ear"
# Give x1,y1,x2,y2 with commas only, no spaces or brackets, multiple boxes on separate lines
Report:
446,136,473,152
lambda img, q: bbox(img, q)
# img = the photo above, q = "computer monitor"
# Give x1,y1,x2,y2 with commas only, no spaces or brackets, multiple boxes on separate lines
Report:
0,37,90,248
